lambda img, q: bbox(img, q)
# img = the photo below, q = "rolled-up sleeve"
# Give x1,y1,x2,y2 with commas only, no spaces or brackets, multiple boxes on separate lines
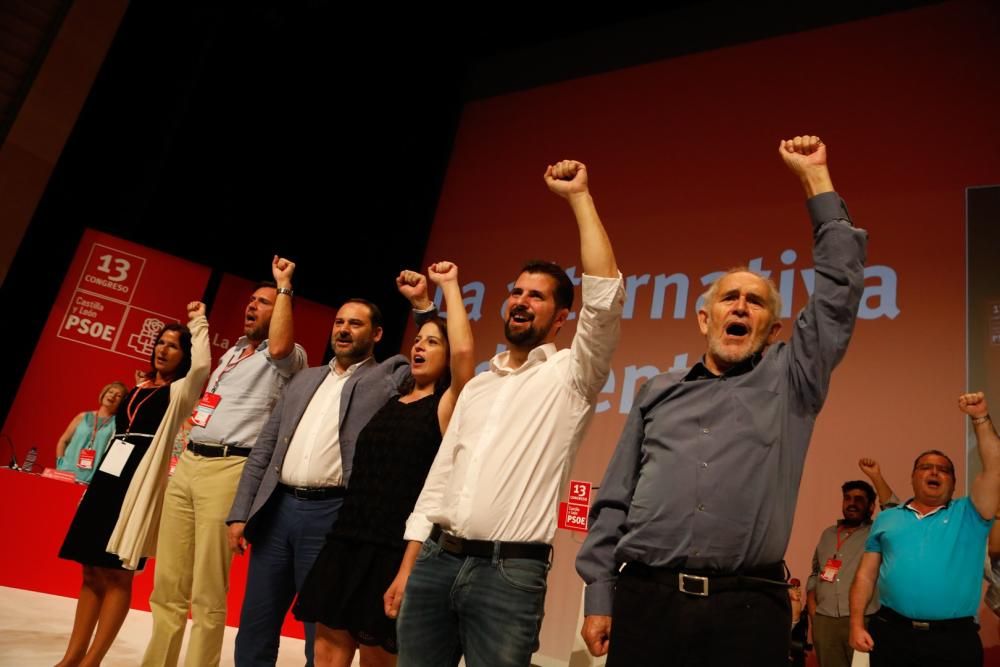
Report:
568,273,624,402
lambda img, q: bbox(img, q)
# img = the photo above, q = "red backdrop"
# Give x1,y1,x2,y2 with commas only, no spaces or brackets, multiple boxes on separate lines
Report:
409,2,1000,661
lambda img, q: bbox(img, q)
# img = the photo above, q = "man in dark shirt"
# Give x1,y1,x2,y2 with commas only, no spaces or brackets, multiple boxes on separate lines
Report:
576,135,868,666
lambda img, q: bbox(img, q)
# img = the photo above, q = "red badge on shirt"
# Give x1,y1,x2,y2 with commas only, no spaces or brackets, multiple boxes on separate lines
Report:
191,392,222,427
820,558,842,582
77,448,96,470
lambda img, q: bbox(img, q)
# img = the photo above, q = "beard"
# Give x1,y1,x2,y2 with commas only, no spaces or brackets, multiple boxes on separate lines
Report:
332,335,371,366
504,309,553,349
840,511,868,527
244,317,268,342
706,336,766,368
705,318,774,370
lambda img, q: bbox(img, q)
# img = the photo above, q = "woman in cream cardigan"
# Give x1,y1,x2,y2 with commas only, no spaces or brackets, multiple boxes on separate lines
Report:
56,301,211,667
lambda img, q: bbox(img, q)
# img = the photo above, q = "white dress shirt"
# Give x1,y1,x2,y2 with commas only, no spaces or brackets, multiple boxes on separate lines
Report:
404,273,624,544
280,358,365,488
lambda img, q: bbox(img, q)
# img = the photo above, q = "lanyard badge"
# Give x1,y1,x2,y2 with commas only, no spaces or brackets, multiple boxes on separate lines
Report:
191,392,222,427
77,448,96,469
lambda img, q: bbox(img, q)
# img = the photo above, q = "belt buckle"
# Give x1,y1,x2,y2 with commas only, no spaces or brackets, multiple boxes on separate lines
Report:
678,573,709,596
222,445,229,457
911,620,930,631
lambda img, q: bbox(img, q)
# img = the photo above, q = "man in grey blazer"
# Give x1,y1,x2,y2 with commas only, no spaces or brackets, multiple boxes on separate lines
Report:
226,286,433,666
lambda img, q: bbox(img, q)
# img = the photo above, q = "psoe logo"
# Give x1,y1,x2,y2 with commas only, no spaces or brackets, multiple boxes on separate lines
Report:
128,318,165,357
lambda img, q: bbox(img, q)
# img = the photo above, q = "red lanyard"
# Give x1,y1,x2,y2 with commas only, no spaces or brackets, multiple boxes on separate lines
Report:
835,525,857,552
125,382,168,433
89,413,114,447
211,345,254,392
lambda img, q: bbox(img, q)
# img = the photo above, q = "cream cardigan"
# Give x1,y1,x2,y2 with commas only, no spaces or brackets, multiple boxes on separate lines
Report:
106,314,211,570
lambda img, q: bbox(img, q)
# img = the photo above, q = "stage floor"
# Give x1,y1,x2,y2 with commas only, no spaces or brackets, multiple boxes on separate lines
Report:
0,586,309,667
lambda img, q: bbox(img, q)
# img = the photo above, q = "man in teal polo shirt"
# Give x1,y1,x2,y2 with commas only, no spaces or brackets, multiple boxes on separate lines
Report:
848,392,1000,666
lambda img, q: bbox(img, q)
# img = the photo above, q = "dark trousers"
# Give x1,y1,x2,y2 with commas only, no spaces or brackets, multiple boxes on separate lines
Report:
869,608,982,667
606,563,790,667
234,491,342,667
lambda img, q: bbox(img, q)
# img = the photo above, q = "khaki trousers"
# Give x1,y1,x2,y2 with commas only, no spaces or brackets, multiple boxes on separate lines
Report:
142,449,246,667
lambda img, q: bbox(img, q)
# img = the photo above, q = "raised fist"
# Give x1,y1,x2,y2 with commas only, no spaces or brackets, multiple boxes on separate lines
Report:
545,159,589,198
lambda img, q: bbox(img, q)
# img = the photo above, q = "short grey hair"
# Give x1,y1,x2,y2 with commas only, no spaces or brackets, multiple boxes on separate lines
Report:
700,266,782,320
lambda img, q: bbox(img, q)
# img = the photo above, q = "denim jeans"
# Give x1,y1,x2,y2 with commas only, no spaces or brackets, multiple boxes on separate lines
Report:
396,538,550,667
234,491,342,667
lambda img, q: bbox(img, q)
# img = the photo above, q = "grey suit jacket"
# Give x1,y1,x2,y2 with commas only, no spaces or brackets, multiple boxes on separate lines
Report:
226,354,411,541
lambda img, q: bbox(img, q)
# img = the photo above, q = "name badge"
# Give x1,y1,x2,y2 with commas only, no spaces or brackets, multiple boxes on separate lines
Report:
168,455,179,477
77,448,96,470
820,558,842,582
98,439,134,477
191,392,222,427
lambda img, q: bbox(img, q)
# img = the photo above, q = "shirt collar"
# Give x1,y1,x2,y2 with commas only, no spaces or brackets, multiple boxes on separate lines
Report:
902,497,951,519
684,351,763,382
234,336,269,352
327,355,373,377
490,343,557,375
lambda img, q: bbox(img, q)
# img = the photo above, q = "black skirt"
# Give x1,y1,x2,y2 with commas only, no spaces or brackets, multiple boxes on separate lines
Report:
58,432,153,571
294,537,405,653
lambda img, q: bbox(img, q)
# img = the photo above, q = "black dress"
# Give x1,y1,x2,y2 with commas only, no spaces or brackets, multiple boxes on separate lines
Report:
294,393,442,653
58,384,171,570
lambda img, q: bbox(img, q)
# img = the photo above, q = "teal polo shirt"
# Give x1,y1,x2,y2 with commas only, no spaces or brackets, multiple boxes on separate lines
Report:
865,496,991,620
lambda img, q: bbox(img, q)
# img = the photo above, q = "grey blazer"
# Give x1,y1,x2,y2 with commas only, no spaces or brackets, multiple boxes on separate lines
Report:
226,354,411,541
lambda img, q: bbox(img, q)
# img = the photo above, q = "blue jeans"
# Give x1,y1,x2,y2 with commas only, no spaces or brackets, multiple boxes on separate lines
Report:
234,491,342,667
396,538,550,667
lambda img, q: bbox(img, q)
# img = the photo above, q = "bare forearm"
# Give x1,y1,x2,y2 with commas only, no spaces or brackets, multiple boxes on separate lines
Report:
977,417,1000,473
972,416,1000,518
55,415,84,458
398,540,423,576
569,192,617,278
867,473,896,507
849,572,876,628
441,280,474,389
800,166,834,198
267,291,295,359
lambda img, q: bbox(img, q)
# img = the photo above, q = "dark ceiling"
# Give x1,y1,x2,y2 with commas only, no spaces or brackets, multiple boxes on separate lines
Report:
1,0,939,413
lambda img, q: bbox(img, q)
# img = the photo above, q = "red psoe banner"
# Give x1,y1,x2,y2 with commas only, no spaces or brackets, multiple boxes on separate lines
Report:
3,230,212,470
558,502,589,533
559,479,593,533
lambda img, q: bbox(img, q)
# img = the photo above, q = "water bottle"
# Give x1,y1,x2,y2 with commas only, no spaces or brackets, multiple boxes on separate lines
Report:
22,446,38,473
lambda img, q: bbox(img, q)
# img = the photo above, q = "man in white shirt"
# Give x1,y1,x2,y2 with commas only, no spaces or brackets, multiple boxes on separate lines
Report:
394,160,624,667
226,291,434,666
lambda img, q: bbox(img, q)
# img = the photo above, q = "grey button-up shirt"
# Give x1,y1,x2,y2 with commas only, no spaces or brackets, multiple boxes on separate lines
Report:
577,192,867,616
189,337,307,448
808,521,881,617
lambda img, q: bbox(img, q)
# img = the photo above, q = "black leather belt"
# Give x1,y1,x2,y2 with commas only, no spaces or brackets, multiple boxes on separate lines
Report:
188,441,252,458
624,561,789,596
876,606,976,632
430,524,551,562
279,483,346,500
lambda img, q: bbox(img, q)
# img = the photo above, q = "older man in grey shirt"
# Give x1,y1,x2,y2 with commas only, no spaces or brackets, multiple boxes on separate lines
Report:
576,136,867,667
